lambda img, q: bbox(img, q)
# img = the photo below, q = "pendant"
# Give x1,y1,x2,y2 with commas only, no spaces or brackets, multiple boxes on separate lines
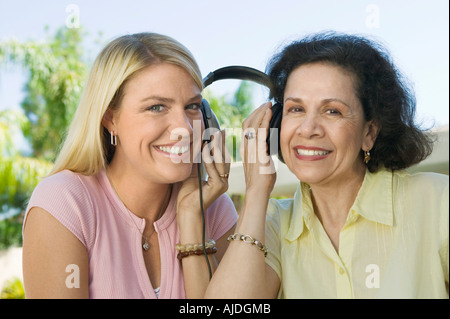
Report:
143,241,150,251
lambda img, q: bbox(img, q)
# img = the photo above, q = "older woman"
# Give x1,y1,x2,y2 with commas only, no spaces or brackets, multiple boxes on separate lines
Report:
206,32,448,298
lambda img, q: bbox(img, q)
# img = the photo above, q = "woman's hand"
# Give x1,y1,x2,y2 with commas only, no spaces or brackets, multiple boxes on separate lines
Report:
205,102,280,299
176,130,231,298
241,102,277,197
176,130,230,227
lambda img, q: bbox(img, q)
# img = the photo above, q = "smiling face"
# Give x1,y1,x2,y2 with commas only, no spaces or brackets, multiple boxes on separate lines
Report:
280,62,378,187
103,62,203,184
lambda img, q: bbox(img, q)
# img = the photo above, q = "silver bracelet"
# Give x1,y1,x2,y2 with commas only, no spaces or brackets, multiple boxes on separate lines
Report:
227,233,268,257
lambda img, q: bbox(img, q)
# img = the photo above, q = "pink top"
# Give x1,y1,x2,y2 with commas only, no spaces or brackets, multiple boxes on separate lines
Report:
24,169,238,299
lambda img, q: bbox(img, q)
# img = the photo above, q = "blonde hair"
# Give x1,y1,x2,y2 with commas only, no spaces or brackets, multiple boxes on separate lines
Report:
50,33,203,176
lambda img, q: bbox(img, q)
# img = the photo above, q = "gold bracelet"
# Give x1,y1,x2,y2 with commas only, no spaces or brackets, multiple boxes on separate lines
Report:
227,233,268,257
175,239,216,252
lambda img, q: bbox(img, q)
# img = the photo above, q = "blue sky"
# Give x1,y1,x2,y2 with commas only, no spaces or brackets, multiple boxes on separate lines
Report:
0,0,449,128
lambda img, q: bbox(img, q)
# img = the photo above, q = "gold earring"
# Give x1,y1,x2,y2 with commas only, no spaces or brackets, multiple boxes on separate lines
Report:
364,150,371,164
110,131,117,146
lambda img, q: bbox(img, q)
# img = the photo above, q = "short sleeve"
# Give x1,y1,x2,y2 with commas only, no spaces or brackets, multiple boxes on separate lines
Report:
205,193,238,241
265,198,282,280
23,170,96,249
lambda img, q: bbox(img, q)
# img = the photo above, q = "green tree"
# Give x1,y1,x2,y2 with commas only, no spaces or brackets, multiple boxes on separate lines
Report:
0,110,52,247
203,81,255,161
0,110,51,207
0,26,88,161
203,82,258,213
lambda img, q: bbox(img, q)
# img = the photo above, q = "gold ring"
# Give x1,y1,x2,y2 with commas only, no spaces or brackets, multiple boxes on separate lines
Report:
219,173,229,179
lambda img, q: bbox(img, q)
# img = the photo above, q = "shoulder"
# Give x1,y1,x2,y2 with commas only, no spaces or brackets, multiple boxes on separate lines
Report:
268,197,295,213
26,170,101,248
28,170,101,216
392,170,448,241
394,169,448,183
206,193,238,218
393,170,449,199
205,193,238,240
266,197,294,230
31,170,97,200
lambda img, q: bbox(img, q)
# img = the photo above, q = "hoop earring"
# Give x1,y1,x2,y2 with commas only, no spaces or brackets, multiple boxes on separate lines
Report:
364,150,371,164
110,131,117,146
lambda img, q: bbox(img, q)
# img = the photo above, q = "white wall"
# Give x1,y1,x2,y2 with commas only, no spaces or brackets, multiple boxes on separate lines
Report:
0,247,23,290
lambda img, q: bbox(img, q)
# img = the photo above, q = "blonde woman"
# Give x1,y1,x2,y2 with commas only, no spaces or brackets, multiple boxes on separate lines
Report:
22,33,237,298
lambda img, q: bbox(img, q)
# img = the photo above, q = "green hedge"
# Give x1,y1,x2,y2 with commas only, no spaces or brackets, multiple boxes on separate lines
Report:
0,213,23,249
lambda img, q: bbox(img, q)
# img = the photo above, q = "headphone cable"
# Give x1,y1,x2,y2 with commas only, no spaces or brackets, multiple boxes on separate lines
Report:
198,161,213,279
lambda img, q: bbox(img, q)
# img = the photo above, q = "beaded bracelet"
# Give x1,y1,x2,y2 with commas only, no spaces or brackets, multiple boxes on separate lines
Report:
227,233,268,257
177,247,217,260
175,239,216,252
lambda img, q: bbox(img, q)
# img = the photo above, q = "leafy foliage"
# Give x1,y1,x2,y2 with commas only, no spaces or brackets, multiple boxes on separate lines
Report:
0,278,25,299
0,27,86,248
0,215,23,249
203,81,255,161
0,27,88,161
0,110,52,211
0,110,52,247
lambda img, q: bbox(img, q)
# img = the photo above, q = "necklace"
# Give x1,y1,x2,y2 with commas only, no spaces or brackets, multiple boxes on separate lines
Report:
106,169,172,251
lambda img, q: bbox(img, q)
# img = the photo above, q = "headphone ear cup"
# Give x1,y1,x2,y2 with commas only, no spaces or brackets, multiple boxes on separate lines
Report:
201,99,221,142
201,99,211,130
267,102,284,163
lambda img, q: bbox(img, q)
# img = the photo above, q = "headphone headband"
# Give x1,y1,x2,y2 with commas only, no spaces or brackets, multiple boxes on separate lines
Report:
203,65,272,90
200,65,281,160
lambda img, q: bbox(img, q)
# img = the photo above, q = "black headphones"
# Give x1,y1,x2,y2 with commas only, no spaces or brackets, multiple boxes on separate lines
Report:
197,66,284,278
200,65,283,160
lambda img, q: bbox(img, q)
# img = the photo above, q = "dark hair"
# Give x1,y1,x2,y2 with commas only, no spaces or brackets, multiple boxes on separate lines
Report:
267,31,434,172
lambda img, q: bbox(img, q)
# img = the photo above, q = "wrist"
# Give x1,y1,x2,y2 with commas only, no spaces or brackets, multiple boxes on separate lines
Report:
177,205,202,223
177,211,205,244
175,238,217,261
244,186,271,201
234,188,270,236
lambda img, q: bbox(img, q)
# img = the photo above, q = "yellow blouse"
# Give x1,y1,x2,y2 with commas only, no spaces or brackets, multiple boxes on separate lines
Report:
265,168,449,298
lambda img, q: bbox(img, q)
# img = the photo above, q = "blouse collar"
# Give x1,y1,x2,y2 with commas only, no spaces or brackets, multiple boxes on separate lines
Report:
285,168,394,242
